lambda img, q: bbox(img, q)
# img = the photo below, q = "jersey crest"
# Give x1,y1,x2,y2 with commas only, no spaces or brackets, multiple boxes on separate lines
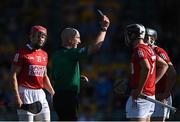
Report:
137,50,144,58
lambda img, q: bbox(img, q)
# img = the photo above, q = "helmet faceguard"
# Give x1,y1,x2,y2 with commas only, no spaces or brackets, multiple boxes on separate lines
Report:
124,24,145,47
145,28,157,46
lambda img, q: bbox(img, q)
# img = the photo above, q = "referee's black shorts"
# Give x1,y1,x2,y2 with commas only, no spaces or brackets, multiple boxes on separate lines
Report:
53,90,79,121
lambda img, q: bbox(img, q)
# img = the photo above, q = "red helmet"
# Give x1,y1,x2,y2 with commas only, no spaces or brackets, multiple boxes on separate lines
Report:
30,25,47,36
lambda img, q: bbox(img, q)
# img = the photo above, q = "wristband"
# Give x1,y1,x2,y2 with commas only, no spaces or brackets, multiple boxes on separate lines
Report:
100,27,107,32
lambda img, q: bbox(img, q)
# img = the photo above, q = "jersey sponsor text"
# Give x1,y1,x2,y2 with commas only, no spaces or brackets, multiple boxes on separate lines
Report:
29,65,45,77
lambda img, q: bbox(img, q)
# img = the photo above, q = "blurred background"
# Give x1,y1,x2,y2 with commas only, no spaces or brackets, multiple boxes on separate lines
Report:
0,0,179,120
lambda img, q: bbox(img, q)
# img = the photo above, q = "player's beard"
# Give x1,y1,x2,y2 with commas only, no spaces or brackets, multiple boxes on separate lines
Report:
33,42,45,49
34,44,42,49
34,40,46,49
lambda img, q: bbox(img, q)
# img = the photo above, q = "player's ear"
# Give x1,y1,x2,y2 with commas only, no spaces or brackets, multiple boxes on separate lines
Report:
67,39,72,45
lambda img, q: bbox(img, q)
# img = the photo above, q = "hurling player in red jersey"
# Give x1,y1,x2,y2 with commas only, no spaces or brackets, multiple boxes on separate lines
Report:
11,25,55,121
124,24,168,122
144,28,177,121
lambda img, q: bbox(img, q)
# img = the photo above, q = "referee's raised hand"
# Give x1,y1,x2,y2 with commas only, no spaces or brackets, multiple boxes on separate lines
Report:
97,9,110,31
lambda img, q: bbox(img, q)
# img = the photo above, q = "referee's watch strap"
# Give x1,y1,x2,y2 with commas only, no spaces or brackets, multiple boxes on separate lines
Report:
100,27,107,32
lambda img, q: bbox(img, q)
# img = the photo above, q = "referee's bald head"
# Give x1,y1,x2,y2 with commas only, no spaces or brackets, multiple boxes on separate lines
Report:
61,27,79,42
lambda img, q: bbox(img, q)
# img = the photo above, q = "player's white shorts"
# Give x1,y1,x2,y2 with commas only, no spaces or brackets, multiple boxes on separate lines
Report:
152,95,172,119
126,95,155,119
17,86,50,121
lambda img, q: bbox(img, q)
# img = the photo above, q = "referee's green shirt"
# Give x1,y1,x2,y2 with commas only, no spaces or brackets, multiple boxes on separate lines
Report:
51,47,88,94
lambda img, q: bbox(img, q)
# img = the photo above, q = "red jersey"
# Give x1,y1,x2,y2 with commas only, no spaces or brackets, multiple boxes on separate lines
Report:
130,44,156,96
12,44,48,89
154,46,171,93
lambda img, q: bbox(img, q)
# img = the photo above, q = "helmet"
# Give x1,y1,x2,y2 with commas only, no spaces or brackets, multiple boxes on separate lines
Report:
145,28,157,39
30,25,47,36
145,28,157,46
124,24,145,47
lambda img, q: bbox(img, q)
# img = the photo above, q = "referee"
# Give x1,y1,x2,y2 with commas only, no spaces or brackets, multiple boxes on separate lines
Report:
51,14,110,120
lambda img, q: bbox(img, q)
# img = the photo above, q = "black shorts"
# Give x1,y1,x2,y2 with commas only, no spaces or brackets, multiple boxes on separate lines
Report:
53,90,79,121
